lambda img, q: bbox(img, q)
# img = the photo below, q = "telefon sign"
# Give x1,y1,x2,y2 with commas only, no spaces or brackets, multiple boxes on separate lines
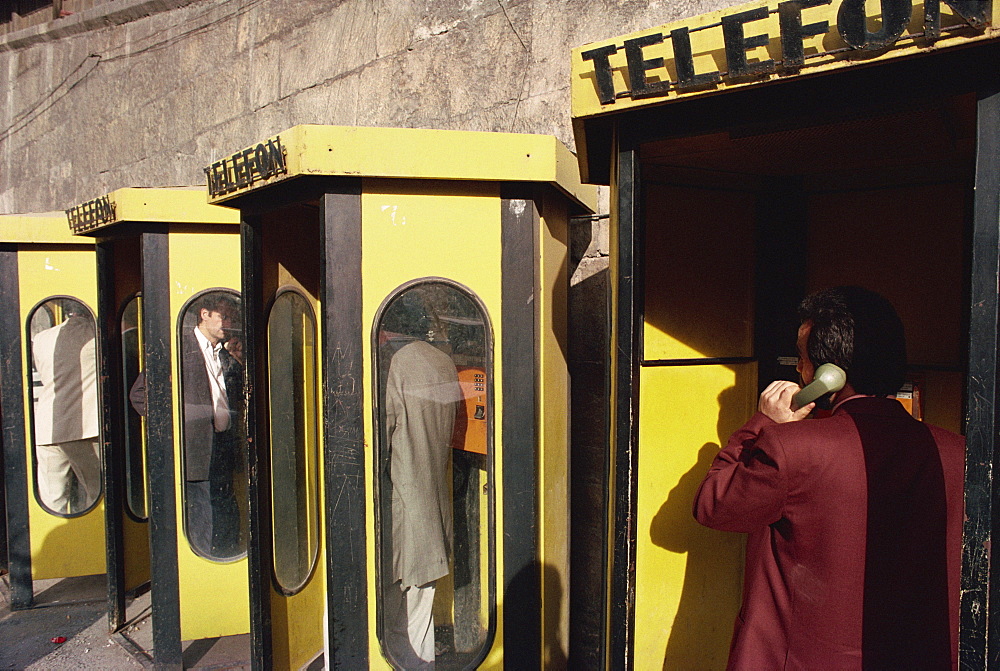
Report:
579,0,991,106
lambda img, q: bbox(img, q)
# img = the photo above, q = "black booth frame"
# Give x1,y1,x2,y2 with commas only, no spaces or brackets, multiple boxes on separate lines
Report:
97,227,184,668
231,176,547,669
601,44,1000,669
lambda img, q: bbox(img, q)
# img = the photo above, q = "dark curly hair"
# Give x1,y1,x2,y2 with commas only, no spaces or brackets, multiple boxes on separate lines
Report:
797,286,906,397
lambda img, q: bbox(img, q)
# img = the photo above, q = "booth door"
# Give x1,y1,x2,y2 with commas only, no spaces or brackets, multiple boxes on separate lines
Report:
361,182,502,669
20,246,106,582
170,230,250,642
118,293,152,597
263,287,324,669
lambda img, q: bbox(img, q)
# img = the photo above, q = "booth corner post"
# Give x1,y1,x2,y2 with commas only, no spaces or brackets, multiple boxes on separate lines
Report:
0,212,104,611
68,187,244,668
0,236,29,609
238,208,273,670
572,0,1000,668
206,124,597,669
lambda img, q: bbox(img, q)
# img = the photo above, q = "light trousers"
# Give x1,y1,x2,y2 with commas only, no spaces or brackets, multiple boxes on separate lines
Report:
385,580,437,669
36,438,101,514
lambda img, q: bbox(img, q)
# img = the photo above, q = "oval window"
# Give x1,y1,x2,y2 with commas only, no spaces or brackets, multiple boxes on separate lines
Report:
266,289,320,594
27,297,103,517
120,295,148,521
177,289,247,561
373,280,495,669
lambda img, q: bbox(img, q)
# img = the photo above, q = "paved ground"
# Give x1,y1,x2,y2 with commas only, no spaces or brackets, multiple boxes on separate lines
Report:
0,571,251,670
0,573,142,670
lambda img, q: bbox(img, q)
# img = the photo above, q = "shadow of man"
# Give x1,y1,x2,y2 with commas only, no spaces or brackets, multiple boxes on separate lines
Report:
649,387,748,670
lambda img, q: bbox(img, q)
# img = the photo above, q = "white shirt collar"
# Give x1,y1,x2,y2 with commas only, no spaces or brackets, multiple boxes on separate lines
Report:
193,324,221,354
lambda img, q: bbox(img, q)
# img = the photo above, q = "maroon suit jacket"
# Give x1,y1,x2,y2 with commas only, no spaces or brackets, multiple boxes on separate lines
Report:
694,396,964,670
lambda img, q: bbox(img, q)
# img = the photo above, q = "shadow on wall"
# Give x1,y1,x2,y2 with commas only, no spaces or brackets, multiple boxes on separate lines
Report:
567,215,608,668
504,560,568,670
649,385,749,670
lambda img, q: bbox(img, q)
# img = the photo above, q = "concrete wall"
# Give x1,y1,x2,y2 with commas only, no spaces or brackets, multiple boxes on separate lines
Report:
0,0,734,664
1,0,730,213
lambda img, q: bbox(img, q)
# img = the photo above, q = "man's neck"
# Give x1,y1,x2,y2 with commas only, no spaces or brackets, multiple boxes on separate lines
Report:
194,324,219,347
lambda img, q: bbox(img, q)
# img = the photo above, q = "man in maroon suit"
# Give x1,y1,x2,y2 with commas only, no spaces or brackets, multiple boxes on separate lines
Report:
694,286,964,670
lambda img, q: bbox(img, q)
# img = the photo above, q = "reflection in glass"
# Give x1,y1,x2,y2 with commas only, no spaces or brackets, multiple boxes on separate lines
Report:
28,297,103,516
375,281,492,669
179,290,247,561
121,296,148,520
267,290,320,593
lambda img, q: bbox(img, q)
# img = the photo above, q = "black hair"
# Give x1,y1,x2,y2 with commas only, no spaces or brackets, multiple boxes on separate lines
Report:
797,286,906,397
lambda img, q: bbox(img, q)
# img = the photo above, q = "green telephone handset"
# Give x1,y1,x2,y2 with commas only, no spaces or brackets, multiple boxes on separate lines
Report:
791,363,847,411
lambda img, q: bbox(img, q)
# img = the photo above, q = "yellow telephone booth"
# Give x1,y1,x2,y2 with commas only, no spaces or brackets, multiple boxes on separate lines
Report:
67,187,247,668
572,1,1000,667
0,212,104,609
206,125,597,669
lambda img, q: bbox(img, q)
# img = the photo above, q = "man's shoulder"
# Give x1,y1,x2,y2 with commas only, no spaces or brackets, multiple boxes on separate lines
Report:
760,413,854,442
925,422,965,449
181,328,201,353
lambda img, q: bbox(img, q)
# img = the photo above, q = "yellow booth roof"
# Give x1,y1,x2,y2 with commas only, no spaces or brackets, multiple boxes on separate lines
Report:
68,186,240,236
204,125,598,214
0,212,92,245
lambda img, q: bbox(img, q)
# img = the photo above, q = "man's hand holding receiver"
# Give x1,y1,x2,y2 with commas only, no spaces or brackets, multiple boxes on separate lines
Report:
759,380,814,423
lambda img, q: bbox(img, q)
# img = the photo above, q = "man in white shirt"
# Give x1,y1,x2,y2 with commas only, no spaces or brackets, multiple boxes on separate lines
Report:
181,292,244,559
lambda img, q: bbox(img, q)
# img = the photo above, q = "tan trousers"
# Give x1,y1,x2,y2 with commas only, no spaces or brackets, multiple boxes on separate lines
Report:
385,580,437,669
36,438,101,514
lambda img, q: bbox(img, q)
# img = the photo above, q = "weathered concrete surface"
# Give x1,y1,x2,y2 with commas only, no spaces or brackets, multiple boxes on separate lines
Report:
1,0,731,214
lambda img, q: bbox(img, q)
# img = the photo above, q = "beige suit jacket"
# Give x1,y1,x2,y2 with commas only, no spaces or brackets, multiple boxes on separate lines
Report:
32,316,99,445
386,340,460,588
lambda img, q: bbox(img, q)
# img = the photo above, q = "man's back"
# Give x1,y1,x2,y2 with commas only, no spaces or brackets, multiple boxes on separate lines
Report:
695,396,964,670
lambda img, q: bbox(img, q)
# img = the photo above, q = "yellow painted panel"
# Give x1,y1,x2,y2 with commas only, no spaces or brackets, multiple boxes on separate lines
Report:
538,193,570,668
634,363,756,669
167,229,250,641
272,554,326,670
643,186,755,360
360,179,504,668
208,126,598,215
0,213,90,245
571,0,1000,119
17,247,105,579
110,188,240,225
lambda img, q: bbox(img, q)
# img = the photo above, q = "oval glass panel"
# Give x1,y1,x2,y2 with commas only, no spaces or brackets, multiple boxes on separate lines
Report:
267,289,320,594
178,289,247,561
27,297,103,517
120,295,148,520
374,280,494,669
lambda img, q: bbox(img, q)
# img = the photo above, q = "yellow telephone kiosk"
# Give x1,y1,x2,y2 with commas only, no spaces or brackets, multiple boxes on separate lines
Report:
572,0,1000,667
0,212,104,609
67,188,246,668
206,125,597,669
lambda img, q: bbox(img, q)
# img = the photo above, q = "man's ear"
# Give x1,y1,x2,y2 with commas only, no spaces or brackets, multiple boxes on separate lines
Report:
199,307,209,322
